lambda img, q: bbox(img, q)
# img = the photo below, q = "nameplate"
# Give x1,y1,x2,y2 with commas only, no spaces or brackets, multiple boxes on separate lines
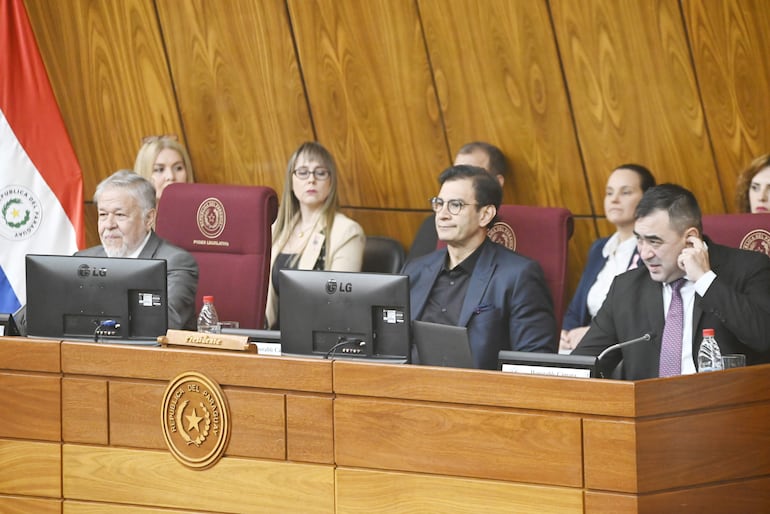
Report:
159,329,253,352
501,363,591,378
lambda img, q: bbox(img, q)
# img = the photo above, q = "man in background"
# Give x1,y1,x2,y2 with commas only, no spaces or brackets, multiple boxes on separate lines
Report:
404,165,557,369
407,142,509,261
76,170,198,330
572,183,770,379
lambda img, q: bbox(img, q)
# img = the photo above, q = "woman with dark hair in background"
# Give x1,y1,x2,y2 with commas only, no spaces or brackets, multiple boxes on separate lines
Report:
560,164,656,352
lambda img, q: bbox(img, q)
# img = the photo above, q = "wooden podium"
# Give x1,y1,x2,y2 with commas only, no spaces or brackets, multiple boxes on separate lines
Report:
2,336,770,513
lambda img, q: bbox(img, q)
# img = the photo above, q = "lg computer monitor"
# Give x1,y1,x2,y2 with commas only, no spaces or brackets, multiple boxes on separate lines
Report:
25,254,168,341
278,269,410,362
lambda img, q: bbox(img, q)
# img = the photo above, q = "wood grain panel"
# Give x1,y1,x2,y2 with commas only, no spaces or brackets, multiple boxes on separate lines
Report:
333,360,637,417
288,0,448,209
419,0,589,212
287,395,334,464
62,378,107,445
0,337,60,372
156,0,313,190
340,207,431,258
108,381,164,450
633,364,770,417
583,419,638,493
65,501,192,514
636,476,770,514
0,497,60,514
0,439,61,497
584,492,638,514
224,388,285,460
334,397,583,486
336,467,583,514
63,444,334,513
635,403,770,493
683,0,770,213
0,373,60,441
550,0,723,216
24,0,184,197
61,342,333,392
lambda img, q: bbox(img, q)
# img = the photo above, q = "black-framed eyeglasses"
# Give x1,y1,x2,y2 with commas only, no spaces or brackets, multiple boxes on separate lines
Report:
293,167,330,181
430,197,479,215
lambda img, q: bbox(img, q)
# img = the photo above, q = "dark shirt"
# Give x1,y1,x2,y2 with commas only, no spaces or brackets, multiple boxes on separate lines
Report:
272,253,298,298
420,242,484,325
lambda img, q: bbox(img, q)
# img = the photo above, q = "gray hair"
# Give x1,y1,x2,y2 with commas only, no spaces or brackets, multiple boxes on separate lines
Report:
94,169,157,215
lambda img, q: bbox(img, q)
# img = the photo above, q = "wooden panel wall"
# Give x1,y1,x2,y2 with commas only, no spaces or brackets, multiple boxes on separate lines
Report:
24,0,770,300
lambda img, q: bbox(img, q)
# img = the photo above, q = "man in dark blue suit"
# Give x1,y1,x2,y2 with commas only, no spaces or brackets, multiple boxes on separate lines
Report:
403,165,558,369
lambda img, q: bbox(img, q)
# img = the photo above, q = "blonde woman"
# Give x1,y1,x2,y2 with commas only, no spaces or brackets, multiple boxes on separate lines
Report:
134,135,194,200
265,141,365,329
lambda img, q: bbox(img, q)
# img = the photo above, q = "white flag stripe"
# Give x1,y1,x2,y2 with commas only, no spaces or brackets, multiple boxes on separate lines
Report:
0,109,79,304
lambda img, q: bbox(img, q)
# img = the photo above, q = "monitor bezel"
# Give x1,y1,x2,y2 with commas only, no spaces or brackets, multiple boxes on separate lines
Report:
278,269,410,362
25,254,168,341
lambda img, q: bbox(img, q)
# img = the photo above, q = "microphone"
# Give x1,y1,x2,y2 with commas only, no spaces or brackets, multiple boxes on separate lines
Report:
596,333,653,378
324,337,366,359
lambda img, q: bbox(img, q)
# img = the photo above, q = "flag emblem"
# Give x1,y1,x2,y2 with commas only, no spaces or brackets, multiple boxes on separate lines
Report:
0,185,42,241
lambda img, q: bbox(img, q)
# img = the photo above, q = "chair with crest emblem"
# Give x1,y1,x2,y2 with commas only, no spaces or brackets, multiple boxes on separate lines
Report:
486,205,574,326
156,183,278,329
702,213,770,258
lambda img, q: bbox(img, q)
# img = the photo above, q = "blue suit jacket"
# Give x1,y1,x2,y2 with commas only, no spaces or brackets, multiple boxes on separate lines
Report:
404,239,558,369
562,236,639,330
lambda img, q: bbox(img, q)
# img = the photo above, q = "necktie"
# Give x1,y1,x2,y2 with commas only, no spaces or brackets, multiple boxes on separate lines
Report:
659,278,685,377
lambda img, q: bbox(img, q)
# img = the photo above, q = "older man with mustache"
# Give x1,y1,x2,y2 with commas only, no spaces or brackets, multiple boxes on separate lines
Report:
76,170,198,330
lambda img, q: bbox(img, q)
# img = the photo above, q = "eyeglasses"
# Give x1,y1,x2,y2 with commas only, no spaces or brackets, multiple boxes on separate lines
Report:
293,167,330,181
430,197,480,215
141,134,178,145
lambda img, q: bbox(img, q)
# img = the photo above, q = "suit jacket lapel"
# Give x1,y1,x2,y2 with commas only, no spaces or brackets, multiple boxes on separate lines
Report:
640,276,665,350
458,243,495,327
410,250,446,320
138,232,161,259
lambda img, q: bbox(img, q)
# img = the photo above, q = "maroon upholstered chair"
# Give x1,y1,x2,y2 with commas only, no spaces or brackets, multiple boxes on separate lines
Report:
437,205,574,327
702,213,770,257
156,183,278,329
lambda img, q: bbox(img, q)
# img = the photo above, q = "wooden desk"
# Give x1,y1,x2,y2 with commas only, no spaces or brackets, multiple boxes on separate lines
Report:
2,337,770,513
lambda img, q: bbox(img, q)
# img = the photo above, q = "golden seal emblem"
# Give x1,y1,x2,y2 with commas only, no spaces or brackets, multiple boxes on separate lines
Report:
161,371,230,470
740,229,770,257
196,197,226,239
488,221,517,251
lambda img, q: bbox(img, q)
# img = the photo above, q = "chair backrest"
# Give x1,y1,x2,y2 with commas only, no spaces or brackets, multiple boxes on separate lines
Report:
362,236,406,274
156,183,278,329
439,205,574,326
702,213,770,257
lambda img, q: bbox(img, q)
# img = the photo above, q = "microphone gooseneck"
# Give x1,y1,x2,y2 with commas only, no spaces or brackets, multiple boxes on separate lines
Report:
596,333,653,378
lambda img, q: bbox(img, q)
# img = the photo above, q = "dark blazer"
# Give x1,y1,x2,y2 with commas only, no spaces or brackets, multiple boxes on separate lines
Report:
404,239,558,369
572,241,770,379
76,232,199,330
562,236,639,330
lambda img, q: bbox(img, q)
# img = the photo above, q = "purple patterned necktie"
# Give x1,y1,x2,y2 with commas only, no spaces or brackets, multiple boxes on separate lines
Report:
659,278,686,377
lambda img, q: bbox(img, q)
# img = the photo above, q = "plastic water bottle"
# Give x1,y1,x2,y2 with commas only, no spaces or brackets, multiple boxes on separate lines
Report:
697,328,723,372
197,295,220,333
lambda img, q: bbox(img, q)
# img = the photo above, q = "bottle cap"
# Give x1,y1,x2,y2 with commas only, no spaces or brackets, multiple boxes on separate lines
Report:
203,295,214,303
702,328,715,337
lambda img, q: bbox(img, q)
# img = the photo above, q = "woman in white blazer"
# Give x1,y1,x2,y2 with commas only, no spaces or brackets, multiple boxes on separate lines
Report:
265,141,365,328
